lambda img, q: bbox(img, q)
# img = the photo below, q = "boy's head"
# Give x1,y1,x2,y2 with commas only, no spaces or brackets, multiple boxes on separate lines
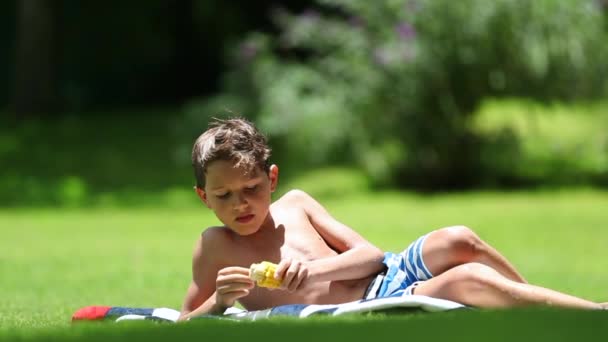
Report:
191,118,278,234
191,118,272,189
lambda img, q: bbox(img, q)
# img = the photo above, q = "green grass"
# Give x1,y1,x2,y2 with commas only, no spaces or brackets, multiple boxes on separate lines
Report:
1,185,607,340
4,309,606,342
3,102,608,341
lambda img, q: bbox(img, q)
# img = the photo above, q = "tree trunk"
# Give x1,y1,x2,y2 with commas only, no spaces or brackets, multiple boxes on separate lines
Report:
13,0,60,118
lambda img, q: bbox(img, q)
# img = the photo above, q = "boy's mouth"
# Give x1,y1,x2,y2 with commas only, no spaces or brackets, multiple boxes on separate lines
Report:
236,214,254,223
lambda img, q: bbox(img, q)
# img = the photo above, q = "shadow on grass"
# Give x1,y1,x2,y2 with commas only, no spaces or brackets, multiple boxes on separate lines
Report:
0,111,191,206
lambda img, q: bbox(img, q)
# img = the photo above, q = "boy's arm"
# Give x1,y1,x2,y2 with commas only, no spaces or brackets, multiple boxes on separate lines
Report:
179,229,254,320
290,190,386,283
180,269,252,320
178,234,224,320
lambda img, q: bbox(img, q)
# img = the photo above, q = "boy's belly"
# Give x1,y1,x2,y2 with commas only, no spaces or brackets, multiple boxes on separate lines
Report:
239,276,374,311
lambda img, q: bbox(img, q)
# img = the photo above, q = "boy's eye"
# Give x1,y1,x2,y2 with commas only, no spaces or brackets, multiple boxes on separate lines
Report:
216,193,230,199
245,185,258,192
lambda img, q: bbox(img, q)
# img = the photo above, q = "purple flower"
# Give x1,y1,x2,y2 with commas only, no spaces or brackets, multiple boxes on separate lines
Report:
349,16,365,28
301,9,320,21
396,22,416,40
239,42,258,62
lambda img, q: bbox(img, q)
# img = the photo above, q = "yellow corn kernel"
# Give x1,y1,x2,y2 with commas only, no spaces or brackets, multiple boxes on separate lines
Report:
249,261,282,288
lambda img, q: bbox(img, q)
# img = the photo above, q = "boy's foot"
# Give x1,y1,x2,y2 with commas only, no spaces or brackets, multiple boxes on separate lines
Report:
601,302,608,310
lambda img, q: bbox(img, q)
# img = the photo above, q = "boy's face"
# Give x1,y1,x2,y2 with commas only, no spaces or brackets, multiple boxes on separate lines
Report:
196,159,278,236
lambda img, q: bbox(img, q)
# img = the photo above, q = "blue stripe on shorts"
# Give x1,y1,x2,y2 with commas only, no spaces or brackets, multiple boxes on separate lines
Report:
370,233,434,299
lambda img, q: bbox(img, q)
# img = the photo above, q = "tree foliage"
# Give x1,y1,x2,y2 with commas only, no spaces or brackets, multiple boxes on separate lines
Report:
189,0,608,190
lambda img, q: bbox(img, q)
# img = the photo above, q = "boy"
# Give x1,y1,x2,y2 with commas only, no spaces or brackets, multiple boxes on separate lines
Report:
179,118,606,320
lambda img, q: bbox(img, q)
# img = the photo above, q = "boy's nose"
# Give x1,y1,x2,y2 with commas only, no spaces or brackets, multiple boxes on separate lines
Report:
233,193,248,209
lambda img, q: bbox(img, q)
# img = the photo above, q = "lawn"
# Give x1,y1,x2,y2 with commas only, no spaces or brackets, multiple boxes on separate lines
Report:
1,184,607,340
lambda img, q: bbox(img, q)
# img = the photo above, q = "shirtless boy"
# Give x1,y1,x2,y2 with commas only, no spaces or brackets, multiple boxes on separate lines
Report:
178,118,606,320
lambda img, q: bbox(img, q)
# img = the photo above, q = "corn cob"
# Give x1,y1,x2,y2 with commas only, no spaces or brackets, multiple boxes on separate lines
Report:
249,261,282,288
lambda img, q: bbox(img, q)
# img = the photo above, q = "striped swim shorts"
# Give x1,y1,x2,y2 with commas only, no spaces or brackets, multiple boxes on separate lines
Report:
363,233,434,300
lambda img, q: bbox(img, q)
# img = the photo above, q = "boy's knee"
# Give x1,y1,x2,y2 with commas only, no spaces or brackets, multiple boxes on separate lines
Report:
448,262,500,291
440,226,483,261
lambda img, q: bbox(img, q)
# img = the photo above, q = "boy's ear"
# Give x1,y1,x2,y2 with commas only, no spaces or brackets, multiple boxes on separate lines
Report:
268,164,279,192
194,186,211,208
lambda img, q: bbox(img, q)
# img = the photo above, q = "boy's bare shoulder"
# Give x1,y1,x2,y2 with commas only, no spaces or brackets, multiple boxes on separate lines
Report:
274,189,315,207
200,226,234,244
196,226,236,257
273,189,325,217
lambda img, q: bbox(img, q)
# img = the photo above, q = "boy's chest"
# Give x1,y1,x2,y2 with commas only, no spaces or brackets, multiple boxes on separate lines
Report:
231,212,336,265
278,227,329,261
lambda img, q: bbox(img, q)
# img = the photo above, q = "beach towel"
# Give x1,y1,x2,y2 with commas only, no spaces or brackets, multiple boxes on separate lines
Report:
72,294,466,323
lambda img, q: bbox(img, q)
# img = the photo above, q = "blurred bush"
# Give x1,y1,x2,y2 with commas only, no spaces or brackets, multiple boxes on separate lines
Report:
0,111,195,207
1,101,606,207
473,99,608,187
181,0,608,190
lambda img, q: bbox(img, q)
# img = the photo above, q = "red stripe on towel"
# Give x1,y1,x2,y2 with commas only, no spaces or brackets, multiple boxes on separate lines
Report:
72,306,113,321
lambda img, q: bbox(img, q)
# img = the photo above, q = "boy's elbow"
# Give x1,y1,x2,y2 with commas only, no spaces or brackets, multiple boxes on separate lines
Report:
358,243,384,262
371,246,384,262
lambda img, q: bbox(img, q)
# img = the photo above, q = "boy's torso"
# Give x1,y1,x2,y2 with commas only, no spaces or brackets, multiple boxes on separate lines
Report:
209,194,373,310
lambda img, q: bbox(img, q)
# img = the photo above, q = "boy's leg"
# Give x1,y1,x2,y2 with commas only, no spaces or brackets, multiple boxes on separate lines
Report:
422,226,527,283
413,262,603,310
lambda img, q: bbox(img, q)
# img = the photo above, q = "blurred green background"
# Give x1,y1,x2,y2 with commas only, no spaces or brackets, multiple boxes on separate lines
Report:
2,0,608,334
2,0,608,207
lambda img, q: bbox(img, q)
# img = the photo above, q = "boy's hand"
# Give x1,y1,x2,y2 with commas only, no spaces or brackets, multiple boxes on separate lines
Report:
275,258,309,292
214,266,254,308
